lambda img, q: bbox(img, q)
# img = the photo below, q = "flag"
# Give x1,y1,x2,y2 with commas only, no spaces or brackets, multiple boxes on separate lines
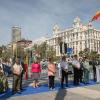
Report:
91,11,100,21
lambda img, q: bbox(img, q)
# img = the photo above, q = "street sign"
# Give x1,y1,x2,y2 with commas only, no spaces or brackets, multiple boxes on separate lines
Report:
67,48,73,55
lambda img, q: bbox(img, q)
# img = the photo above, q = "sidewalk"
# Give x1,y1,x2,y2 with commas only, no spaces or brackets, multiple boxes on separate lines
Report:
1,84,100,100
1,77,100,100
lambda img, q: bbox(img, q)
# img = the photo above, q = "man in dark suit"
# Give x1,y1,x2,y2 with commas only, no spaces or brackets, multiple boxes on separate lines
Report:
92,59,97,81
72,55,80,85
20,61,25,90
20,58,26,90
60,56,68,88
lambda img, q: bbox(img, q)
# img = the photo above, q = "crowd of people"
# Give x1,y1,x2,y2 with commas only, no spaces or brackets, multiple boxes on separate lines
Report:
57,55,99,87
0,55,100,94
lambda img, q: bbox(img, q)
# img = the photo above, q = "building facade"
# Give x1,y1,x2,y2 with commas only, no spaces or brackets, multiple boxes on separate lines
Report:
12,26,21,43
47,17,100,56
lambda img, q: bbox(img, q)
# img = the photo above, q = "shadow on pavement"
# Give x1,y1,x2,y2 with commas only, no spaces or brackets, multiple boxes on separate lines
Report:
55,89,67,100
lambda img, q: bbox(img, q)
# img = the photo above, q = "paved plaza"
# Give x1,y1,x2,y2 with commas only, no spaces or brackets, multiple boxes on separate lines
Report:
1,84,100,100
1,77,100,100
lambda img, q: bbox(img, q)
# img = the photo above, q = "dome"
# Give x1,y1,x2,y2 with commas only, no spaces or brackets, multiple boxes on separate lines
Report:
53,24,60,34
74,16,81,23
53,24,60,30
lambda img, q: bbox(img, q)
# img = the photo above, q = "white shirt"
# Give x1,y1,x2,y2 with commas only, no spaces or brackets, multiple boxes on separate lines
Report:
0,63,4,73
13,63,23,75
0,63,3,69
60,61,68,70
0,63,4,72
57,63,61,69
72,60,80,69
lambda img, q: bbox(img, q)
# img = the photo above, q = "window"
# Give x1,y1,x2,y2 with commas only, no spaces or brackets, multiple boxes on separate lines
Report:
73,34,74,37
76,41,78,45
76,33,78,37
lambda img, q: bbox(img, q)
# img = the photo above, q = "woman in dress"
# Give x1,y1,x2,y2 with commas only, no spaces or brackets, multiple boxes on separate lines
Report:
83,57,91,84
31,59,41,88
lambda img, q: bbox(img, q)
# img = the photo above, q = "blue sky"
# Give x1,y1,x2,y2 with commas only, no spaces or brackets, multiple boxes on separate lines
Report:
0,0,100,45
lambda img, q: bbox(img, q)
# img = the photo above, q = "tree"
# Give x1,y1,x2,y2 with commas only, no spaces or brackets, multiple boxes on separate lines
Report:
79,48,99,60
32,42,57,61
0,46,2,58
89,51,98,60
79,48,90,58
47,45,56,60
79,50,84,57
84,48,90,58
0,45,12,61
40,42,47,59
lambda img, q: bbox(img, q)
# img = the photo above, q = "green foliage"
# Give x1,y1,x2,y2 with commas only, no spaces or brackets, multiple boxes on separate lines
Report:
79,51,84,57
89,51,98,60
0,45,12,61
32,42,57,61
79,48,99,60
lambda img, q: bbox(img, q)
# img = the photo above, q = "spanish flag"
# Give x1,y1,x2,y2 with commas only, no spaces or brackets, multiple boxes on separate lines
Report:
91,11,100,21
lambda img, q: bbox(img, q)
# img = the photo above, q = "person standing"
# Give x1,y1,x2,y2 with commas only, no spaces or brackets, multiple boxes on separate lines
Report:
31,59,41,88
24,56,29,80
72,55,80,86
83,57,91,84
60,56,68,88
12,58,23,94
47,57,56,90
0,61,8,93
57,61,61,79
92,59,97,82
20,59,26,90
79,58,84,83
0,59,4,73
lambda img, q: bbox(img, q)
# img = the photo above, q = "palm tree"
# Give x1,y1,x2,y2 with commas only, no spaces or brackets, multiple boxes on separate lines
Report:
32,42,57,61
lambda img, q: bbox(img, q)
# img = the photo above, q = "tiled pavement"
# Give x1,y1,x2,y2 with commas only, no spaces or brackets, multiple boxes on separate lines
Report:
1,84,100,100
1,85,100,100
1,77,100,100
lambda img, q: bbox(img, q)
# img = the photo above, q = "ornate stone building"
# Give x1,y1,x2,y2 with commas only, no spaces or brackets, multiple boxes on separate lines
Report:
47,17,100,56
